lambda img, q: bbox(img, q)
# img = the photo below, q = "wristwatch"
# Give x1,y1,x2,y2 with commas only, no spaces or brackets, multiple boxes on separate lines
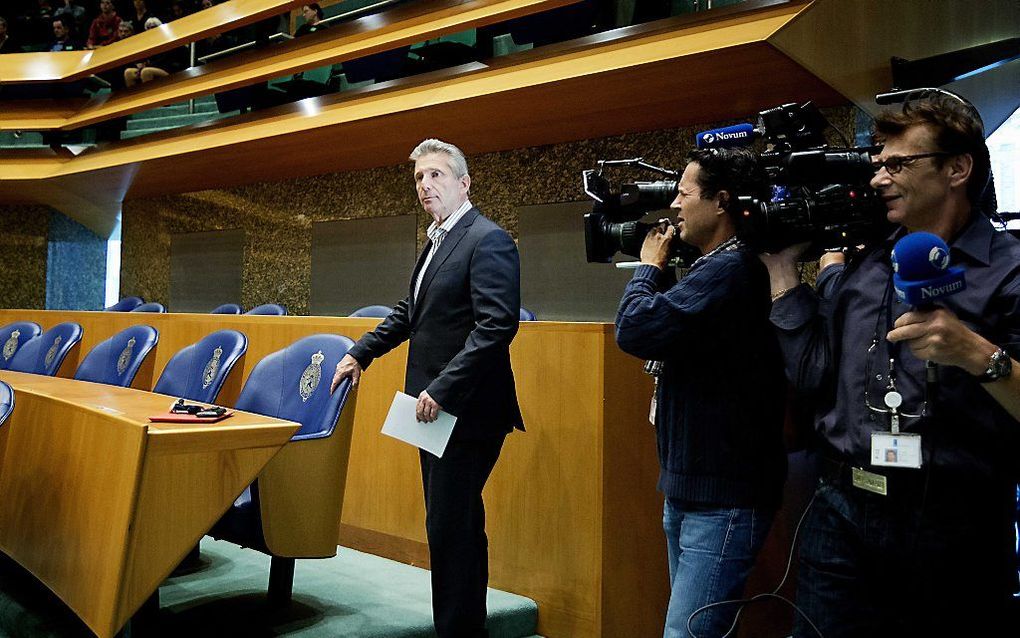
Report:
977,347,1012,383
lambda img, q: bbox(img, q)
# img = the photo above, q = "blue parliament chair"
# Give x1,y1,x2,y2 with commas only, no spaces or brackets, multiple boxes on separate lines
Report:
131,302,167,313
7,322,83,376
73,326,159,388
245,303,287,316
0,381,13,428
105,296,145,312
153,330,248,405
208,333,359,603
348,304,393,318
0,321,42,370
519,307,537,321
210,303,243,314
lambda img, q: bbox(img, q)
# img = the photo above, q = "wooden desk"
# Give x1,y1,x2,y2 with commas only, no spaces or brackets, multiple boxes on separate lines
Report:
0,370,299,638
0,310,666,636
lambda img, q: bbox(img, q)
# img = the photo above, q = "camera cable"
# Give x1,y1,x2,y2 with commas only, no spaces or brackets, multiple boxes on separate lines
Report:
685,489,824,638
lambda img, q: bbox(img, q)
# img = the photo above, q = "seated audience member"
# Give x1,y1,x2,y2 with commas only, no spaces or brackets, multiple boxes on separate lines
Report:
116,19,133,40
124,16,187,85
294,3,326,37
200,0,215,9
169,1,189,20
50,15,78,50
86,0,121,48
128,0,153,35
53,0,85,34
0,17,12,53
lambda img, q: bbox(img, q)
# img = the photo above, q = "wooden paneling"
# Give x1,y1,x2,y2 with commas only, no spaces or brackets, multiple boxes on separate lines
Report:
0,369,298,638
0,309,659,636
768,0,1020,131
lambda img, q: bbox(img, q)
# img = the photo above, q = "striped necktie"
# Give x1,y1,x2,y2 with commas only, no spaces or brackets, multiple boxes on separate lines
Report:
428,226,448,251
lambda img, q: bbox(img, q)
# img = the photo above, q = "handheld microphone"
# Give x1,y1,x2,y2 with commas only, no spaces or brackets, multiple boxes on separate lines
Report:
694,123,759,149
891,232,966,414
891,232,966,306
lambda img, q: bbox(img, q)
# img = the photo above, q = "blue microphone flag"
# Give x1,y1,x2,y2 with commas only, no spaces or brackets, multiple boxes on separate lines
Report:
695,123,757,149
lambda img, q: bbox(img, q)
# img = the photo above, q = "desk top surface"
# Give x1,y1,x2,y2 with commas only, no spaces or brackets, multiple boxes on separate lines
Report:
0,369,297,435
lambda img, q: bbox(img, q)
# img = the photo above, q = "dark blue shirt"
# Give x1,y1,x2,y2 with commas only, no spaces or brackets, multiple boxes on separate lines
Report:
616,250,787,508
771,215,1020,481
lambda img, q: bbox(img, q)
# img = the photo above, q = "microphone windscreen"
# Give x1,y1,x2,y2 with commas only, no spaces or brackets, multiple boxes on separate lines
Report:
891,232,966,305
695,123,756,149
891,232,951,281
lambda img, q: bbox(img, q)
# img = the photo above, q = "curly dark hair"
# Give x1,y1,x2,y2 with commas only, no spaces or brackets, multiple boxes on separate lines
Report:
684,147,770,223
873,92,990,206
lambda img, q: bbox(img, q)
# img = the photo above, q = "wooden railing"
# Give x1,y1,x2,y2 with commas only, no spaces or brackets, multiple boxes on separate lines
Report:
0,0,584,132
0,0,304,83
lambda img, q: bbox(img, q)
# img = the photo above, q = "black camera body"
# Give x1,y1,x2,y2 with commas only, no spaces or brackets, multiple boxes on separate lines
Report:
582,158,699,264
582,102,892,262
733,103,891,253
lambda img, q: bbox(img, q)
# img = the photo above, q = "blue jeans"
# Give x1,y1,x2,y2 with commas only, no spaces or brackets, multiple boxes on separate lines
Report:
794,477,1018,638
662,498,773,638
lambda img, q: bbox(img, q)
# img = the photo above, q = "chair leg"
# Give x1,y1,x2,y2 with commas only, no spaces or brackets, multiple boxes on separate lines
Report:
267,556,295,606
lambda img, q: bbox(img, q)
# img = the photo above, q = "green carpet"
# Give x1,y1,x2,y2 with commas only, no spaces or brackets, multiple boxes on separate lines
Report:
0,539,539,637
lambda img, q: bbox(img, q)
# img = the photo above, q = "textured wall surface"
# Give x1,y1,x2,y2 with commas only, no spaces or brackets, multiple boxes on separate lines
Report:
0,205,49,310
46,210,107,311
121,107,855,315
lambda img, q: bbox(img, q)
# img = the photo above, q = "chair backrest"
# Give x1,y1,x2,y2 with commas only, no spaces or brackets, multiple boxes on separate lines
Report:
153,330,247,404
74,325,159,387
245,304,287,316
131,302,166,313
519,306,537,321
210,303,243,314
8,322,83,376
348,304,393,318
223,333,359,557
235,334,355,441
105,296,145,312
0,321,42,370
0,381,13,428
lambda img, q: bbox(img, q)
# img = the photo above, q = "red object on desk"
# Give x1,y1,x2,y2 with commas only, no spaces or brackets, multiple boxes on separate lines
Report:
147,411,234,423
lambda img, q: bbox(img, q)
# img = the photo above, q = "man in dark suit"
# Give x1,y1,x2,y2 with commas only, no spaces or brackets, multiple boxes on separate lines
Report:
330,138,523,638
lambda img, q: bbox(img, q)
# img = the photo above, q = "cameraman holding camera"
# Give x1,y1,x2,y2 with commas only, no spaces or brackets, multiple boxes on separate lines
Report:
762,93,1020,636
616,148,787,638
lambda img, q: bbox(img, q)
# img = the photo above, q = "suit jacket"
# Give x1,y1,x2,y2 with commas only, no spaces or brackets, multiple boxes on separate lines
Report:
348,207,524,439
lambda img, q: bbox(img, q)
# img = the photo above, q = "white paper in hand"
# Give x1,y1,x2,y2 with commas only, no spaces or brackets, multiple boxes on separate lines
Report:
380,391,457,458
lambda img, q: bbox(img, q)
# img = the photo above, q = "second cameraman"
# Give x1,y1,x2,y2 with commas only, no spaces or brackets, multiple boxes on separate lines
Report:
615,148,787,638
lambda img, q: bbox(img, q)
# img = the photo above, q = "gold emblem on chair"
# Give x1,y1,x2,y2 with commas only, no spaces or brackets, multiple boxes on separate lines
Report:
117,337,137,376
2,330,20,361
202,346,223,389
299,350,326,402
44,336,63,368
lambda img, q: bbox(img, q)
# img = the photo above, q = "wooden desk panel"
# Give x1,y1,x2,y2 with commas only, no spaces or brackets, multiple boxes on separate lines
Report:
0,310,663,636
0,370,299,638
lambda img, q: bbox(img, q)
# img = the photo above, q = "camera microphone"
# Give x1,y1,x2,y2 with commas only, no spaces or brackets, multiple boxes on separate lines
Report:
695,123,759,149
891,232,966,306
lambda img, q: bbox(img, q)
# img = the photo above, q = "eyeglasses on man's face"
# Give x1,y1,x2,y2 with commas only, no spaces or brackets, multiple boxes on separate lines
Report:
870,152,951,176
